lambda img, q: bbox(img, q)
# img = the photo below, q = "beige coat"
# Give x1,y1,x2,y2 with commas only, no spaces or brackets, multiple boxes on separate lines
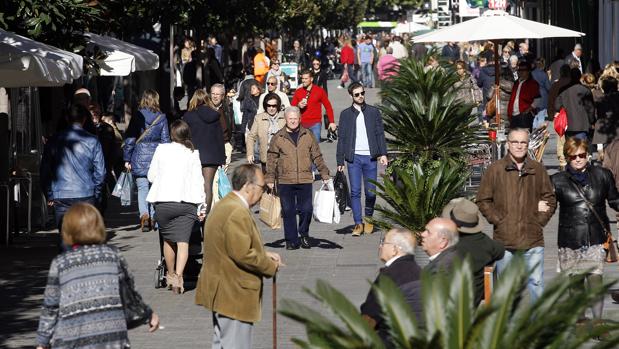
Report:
195,193,277,323
246,112,285,163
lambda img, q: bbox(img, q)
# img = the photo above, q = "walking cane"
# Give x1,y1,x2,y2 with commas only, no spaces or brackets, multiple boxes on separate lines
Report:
273,272,277,349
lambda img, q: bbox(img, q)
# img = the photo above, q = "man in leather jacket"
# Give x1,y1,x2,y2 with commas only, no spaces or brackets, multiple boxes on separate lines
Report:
41,104,106,249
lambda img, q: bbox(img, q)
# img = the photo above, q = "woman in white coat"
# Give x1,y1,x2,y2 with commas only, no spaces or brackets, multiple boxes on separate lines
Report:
147,120,205,294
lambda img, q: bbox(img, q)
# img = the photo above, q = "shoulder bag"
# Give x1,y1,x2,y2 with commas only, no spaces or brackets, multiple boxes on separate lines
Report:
569,180,618,263
136,113,165,144
117,254,154,328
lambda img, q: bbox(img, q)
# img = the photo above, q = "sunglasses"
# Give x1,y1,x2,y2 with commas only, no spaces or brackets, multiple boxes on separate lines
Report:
353,91,365,97
267,82,277,86
568,153,587,161
266,103,279,108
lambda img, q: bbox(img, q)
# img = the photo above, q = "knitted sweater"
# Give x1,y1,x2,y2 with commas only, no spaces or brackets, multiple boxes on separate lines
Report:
36,245,134,349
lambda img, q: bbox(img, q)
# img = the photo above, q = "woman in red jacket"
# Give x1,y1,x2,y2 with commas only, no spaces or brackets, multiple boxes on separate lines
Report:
339,39,357,89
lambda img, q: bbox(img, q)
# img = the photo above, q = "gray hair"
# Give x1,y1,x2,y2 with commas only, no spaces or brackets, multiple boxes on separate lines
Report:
507,127,530,140
284,106,301,118
388,228,416,255
210,83,225,93
435,226,459,248
509,55,519,63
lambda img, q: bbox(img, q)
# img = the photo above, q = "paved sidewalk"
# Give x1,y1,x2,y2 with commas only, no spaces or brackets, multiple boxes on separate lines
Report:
1,79,618,348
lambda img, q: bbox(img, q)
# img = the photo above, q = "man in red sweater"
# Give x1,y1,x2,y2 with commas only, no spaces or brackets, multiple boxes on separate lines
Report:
339,40,357,89
507,61,540,131
292,70,336,143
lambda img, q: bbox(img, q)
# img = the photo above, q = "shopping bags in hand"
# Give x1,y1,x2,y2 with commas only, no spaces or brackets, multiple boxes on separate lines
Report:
333,171,351,215
111,171,133,206
313,180,340,224
260,189,282,229
217,167,232,198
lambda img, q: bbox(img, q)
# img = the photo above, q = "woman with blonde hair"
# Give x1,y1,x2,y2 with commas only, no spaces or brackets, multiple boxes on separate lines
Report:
36,203,159,349
124,89,169,232
551,138,619,322
183,89,225,214
147,120,205,294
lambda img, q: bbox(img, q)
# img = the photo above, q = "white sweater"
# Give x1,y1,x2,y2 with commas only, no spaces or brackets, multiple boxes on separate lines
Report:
146,142,205,204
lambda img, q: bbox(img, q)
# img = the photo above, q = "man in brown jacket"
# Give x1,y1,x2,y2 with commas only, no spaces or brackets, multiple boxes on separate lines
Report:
266,106,331,250
195,164,283,348
476,128,556,302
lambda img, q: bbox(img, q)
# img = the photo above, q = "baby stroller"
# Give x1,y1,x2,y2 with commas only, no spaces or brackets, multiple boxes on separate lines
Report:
154,221,204,289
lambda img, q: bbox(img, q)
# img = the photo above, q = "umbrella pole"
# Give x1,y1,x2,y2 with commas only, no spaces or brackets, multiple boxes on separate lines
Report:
493,40,501,128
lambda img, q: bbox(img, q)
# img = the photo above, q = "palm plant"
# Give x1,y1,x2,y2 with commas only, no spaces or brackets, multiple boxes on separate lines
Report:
379,55,477,163
370,54,478,232
279,256,619,348
370,161,468,233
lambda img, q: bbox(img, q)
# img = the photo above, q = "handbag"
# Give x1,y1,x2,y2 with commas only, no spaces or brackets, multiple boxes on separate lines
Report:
569,180,618,263
341,65,350,83
553,108,568,137
217,167,232,198
485,89,497,116
259,187,282,229
333,171,351,215
470,80,483,105
117,253,153,329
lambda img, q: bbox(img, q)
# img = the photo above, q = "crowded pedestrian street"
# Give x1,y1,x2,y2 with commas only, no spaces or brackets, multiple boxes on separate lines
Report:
1,79,618,348
2,1,619,348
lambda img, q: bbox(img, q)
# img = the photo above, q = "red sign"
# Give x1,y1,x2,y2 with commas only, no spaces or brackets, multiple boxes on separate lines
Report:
488,0,507,10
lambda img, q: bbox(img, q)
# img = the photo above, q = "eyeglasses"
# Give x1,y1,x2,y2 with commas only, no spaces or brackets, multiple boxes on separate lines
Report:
568,152,587,161
266,103,279,108
508,140,529,147
379,237,395,246
353,91,366,97
267,82,277,86
252,183,268,192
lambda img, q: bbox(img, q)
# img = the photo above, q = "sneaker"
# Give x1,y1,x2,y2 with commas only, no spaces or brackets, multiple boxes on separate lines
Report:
352,224,364,236
363,218,374,234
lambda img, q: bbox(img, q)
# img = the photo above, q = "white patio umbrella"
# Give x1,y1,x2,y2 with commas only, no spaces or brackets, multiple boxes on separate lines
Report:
412,9,585,125
85,32,159,76
392,22,431,35
0,29,83,87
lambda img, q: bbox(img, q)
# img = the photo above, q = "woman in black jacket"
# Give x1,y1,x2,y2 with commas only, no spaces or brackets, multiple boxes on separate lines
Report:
183,89,225,214
551,137,619,321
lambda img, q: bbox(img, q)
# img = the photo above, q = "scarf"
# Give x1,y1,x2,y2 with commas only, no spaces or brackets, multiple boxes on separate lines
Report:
267,113,280,143
567,164,589,186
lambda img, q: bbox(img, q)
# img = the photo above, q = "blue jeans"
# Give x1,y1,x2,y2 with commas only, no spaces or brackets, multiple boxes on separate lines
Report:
565,131,589,141
308,122,321,143
361,62,373,88
278,183,313,244
496,247,544,302
135,176,154,218
54,196,95,251
347,155,377,225
341,64,359,86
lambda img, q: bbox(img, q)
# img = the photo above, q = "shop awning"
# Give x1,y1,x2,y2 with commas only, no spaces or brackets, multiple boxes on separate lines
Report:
0,29,83,87
85,32,159,76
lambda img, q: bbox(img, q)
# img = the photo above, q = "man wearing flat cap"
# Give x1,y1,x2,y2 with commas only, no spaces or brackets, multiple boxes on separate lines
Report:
443,198,505,305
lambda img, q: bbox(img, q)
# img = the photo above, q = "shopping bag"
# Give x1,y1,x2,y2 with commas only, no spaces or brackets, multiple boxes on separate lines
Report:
554,108,568,137
313,181,339,224
333,171,351,215
217,167,232,198
259,190,282,229
112,171,133,206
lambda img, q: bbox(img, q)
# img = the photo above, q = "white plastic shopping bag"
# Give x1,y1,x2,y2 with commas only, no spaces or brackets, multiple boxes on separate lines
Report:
313,180,340,224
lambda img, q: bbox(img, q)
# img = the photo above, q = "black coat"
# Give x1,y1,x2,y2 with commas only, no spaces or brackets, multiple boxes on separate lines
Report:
360,255,421,343
336,103,388,165
555,84,595,132
551,166,619,249
183,105,226,166
455,233,505,305
424,246,458,275
312,69,329,95
477,65,496,103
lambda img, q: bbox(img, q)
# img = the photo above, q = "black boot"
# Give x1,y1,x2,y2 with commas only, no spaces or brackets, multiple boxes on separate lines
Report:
286,241,300,250
300,236,311,249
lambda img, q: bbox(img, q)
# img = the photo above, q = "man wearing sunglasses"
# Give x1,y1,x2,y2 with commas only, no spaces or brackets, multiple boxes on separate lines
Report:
476,128,556,302
336,82,389,236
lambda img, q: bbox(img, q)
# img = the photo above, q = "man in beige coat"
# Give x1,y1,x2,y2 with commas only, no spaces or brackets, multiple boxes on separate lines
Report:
195,164,283,348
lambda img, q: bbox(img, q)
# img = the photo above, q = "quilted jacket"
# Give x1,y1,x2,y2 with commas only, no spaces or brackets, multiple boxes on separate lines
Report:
123,108,170,177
